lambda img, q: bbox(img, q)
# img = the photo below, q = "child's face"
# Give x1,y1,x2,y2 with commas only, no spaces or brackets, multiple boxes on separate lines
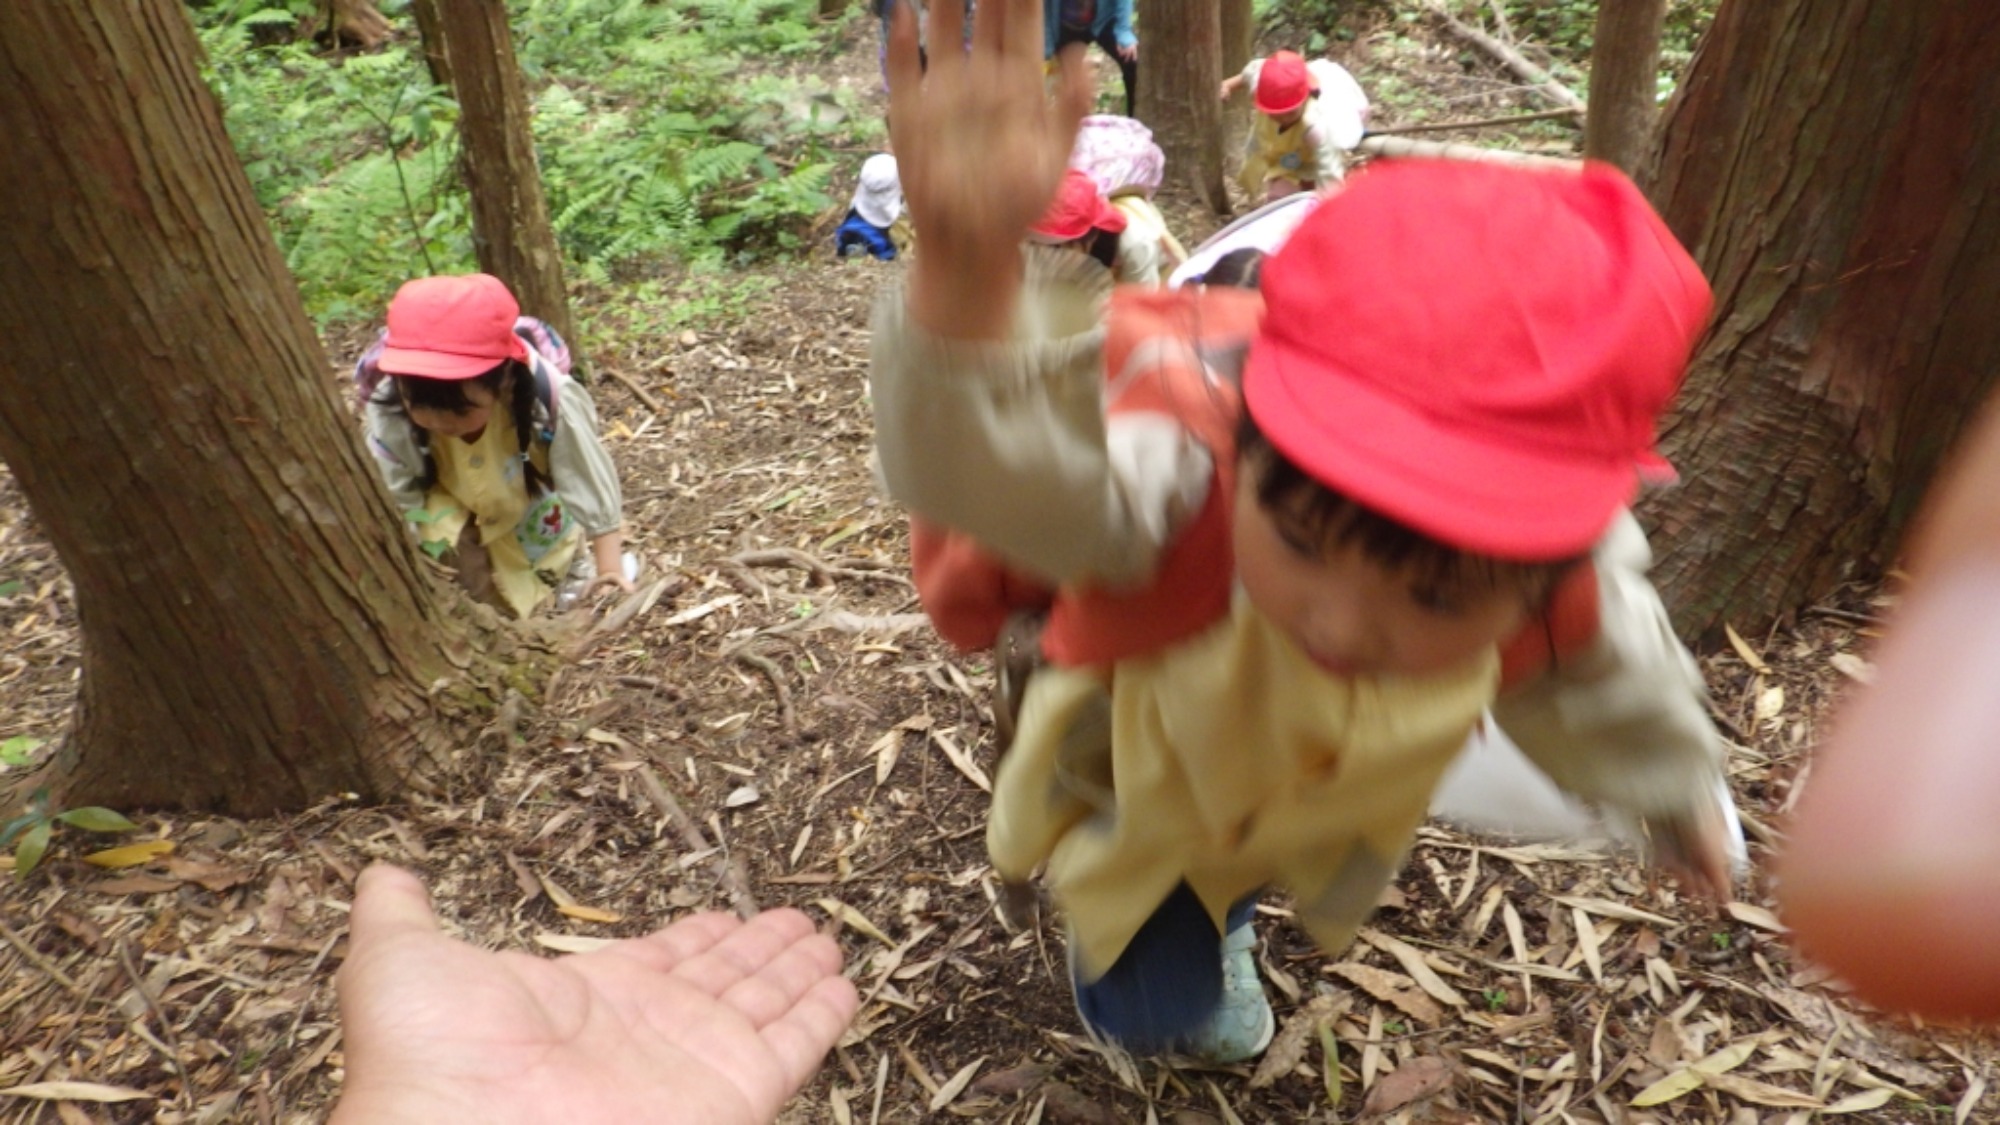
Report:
404,378,502,441
1232,475,1534,679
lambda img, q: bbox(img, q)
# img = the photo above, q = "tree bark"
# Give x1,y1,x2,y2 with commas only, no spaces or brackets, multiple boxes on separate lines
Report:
409,0,577,355
1136,0,1227,213
1583,0,1667,173
1641,0,2000,641
0,2,538,814
1219,0,1255,156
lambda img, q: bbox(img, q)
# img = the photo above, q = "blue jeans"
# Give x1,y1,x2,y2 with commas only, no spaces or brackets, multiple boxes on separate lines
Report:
1071,882,1257,1052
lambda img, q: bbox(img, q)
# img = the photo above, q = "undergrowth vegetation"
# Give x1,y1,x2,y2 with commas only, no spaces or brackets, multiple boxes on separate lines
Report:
193,0,873,326
1263,0,1717,96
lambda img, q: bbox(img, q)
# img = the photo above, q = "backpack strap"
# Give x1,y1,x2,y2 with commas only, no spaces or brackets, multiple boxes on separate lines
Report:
1497,560,1601,692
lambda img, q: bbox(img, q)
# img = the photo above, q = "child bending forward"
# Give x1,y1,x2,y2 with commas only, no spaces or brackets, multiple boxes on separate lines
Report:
360,274,629,618
874,0,1734,1064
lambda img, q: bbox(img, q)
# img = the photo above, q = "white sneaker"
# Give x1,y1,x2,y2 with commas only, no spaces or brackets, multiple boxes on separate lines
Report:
1180,923,1275,1063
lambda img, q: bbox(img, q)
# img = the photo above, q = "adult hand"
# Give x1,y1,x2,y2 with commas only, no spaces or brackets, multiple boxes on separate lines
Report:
1117,42,1137,62
889,0,1092,339
1780,397,2000,1022
330,865,858,1125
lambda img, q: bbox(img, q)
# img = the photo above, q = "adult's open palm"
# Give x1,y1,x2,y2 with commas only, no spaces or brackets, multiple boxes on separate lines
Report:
330,865,857,1125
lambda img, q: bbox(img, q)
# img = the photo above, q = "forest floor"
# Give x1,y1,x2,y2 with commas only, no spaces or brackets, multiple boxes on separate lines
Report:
2,6,1996,1124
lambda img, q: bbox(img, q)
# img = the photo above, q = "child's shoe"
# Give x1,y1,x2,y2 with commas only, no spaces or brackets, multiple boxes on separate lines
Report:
1180,923,1275,1063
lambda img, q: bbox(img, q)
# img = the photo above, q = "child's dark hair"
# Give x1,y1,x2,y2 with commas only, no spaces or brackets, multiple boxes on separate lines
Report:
1235,407,1581,608
378,360,550,496
1200,248,1265,290
1087,229,1120,272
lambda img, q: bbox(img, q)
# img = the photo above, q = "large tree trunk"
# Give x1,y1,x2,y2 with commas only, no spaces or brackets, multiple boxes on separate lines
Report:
1640,0,2000,641
1219,0,1255,159
0,2,538,814
1137,0,1227,213
409,0,577,354
1583,0,1666,172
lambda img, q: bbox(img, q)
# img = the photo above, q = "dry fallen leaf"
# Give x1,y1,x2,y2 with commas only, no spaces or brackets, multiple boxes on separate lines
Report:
0,1082,153,1103
1631,1035,1767,1107
816,897,894,945
556,902,623,924
1358,929,1466,1007
1725,623,1771,674
1329,962,1444,1025
533,932,616,954
1359,1055,1452,1118
1829,651,1875,683
927,1057,986,1112
86,874,180,895
81,839,175,868
1251,993,1349,1088
1725,901,1787,933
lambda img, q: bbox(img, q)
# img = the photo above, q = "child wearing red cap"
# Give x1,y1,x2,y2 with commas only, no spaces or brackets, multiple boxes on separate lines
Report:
1027,168,1129,277
1221,50,1370,204
878,0,1735,1063
358,274,630,618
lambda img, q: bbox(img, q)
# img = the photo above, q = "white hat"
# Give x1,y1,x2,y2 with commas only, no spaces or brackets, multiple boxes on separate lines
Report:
853,154,902,229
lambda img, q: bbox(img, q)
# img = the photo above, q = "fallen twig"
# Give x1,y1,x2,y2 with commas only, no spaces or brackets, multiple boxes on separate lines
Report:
600,365,670,418
1426,2,1587,114
1356,134,1581,168
570,574,684,656
635,761,761,918
1369,107,1581,136
118,938,195,1109
726,547,915,590
731,646,799,734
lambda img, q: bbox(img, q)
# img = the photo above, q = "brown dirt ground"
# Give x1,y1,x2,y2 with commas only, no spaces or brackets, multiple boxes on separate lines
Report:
3,6,1997,1124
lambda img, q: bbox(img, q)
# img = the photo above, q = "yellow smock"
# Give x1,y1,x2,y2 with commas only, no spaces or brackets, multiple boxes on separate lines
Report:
989,591,1497,980
418,418,581,618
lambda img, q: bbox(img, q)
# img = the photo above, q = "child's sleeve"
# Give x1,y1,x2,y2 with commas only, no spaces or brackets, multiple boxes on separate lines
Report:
1112,0,1136,49
1488,512,1731,824
361,395,428,511
870,249,1215,587
546,375,624,537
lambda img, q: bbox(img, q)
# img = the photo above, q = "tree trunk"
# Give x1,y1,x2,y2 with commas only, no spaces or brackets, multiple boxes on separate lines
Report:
409,0,577,355
1582,0,1666,173
0,2,538,814
326,0,394,49
1640,0,2000,641
1219,0,1255,157
1136,0,1227,213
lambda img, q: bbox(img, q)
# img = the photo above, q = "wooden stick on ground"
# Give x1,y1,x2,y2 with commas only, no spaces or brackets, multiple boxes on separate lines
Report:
636,762,761,918
1356,134,1582,169
600,364,670,418
1369,107,1582,136
1426,2,1587,115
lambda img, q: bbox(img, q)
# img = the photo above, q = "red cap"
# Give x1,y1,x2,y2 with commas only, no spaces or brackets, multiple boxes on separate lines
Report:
1030,170,1128,243
376,274,530,380
1255,51,1314,115
1242,160,1712,560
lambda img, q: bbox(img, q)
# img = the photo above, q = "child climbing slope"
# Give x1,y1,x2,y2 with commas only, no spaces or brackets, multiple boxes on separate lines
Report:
874,0,1735,1063
359,274,630,617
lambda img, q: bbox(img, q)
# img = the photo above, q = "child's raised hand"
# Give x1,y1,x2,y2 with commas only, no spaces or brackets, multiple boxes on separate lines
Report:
887,0,1092,339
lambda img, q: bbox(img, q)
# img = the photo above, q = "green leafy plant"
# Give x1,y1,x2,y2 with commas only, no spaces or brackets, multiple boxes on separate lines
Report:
195,0,861,328
2,788,139,877
0,736,45,768
1483,987,1509,1011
